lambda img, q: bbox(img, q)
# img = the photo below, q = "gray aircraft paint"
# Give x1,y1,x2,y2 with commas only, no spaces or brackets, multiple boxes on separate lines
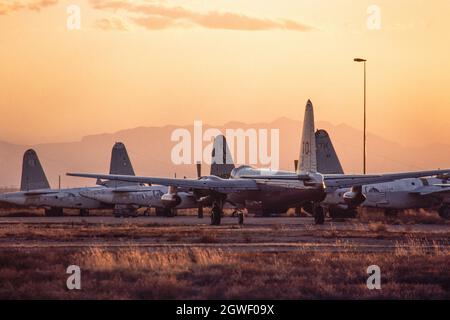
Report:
315,129,344,175
20,149,51,191
316,134,450,214
0,142,136,210
68,100,450,218
76,137,235,209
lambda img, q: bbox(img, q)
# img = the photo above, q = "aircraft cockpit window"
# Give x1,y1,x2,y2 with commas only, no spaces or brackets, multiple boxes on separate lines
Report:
368,188,380,193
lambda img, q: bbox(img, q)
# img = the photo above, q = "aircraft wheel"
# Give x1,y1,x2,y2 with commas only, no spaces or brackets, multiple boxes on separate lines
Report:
438,206,450,219
384,209,398,218
314,206,325,225
165,208,176,217
155,208,166,216
211,204,221,225
45,208,64,216
197,206,203,218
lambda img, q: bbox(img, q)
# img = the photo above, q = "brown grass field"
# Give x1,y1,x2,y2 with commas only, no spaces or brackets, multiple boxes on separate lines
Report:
0,206,449,299
0,244,448,299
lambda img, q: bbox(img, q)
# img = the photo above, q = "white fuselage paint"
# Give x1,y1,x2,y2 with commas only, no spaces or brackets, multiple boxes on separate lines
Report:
324,177,448,209
0,187,107,209
79,186,198,209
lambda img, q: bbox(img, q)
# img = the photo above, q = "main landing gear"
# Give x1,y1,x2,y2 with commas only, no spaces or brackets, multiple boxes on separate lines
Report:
313,204,325,225
210,202,222,225
438,205,450,220
44,208,64,216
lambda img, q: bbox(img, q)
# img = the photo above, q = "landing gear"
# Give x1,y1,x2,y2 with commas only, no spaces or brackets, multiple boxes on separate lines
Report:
79,209,89,217
197,205,203,219
238,211,244,225
114,205,138,218
210,202,222,225
328,208,357,219
155,207,176,217
44,208,64,216
384,208,399,218
313,205,325,225
438,205,450,219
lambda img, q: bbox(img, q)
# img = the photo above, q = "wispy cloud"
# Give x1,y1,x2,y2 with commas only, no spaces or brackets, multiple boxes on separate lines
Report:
0,0,57,15
94,17,128,31
90,0,313,31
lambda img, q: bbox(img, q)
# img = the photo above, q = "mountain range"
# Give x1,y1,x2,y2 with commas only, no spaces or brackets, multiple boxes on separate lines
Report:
0,118,449,188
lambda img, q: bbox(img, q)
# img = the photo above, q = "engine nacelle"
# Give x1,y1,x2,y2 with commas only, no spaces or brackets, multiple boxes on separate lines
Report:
343,186,366,207
161,193,181,208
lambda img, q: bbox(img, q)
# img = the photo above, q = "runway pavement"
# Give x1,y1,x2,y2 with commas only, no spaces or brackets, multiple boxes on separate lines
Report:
0,216,448,253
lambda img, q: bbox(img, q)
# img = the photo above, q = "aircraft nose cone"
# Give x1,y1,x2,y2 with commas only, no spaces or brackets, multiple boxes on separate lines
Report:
0,194,25,205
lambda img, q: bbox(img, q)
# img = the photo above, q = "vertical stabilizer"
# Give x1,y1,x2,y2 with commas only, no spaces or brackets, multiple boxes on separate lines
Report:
210,135,235,178
105,142,137,187
20,149,50,191
315,129,344,174
109,142,135,175
298,99,317,174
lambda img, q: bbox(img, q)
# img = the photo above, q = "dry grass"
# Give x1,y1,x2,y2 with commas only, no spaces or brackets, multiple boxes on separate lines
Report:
0,245,448,299
368,221,388,232
359,208,447,225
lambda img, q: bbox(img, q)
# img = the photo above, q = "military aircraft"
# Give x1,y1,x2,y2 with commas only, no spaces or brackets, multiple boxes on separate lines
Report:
320,159,450,220
0,142,137,216
78,135,239,218
67,100,450,225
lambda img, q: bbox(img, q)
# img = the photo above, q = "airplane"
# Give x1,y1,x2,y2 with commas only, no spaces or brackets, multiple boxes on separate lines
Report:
0,142,138,216
319,158,450,220
67,100,450,225
78,136,240,218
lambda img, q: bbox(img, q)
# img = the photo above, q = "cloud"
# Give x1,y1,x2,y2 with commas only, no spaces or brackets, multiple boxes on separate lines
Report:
0,0,57,15
90,0,313,31
94,17,128,31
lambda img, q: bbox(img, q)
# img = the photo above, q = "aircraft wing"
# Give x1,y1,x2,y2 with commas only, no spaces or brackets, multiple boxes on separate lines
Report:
323,169,450,188
67,173,259,193
111,186,156,193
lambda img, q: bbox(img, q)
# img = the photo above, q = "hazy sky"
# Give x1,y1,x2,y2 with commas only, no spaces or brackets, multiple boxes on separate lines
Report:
1,0,449,146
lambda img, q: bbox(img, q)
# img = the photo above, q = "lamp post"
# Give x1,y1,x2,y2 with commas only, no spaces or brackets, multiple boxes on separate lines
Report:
354,58,367,174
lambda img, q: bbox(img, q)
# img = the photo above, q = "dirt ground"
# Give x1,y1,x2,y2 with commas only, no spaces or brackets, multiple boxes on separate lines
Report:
0,211,448,299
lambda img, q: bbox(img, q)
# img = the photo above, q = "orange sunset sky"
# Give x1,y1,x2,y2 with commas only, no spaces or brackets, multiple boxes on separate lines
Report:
0,0,449,146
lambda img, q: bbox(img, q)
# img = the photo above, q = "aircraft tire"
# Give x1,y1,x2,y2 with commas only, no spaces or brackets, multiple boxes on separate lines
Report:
45,208,64,216
314,206,325,225
211,205,221,225
438,205,450,220
238,212,244,225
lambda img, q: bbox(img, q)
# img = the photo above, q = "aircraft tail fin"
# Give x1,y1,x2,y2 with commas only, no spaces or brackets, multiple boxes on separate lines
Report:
298,99,317,174
20,149,50,191
110,142,135,176
103,142,137,187
315,129,344,174
210,135,235,178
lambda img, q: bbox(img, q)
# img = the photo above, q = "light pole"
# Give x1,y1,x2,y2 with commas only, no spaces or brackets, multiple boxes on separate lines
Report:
354,58,367,174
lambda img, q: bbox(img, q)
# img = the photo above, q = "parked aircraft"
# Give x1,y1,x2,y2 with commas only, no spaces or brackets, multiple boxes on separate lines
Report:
308,128,450,220
0,142,137,216
78,135,240,217
68,100,450,224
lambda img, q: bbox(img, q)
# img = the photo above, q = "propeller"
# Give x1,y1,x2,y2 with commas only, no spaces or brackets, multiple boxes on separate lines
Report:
196,161,204,218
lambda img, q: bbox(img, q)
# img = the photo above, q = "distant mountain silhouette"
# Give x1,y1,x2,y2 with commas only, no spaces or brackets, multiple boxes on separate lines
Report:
0,118,449,188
